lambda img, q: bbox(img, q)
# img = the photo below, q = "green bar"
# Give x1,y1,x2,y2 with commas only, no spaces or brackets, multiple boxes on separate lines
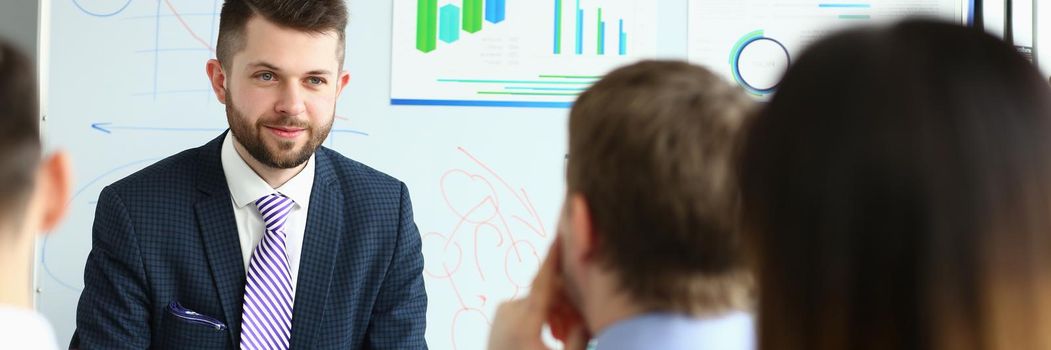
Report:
838,14,870,19
596,8,602,54
539,74,602,79
463,0,483,33
416,0,437,53
478,91,581,96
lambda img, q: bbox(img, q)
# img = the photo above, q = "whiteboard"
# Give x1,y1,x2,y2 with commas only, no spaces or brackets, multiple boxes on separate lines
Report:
36,1,688,349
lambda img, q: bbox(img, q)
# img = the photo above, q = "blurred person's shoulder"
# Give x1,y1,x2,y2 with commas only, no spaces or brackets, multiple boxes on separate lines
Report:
0,305,59,350
595,311,755,350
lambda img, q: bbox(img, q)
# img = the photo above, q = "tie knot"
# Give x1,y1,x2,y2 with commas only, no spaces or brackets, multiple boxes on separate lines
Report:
255,193,295,232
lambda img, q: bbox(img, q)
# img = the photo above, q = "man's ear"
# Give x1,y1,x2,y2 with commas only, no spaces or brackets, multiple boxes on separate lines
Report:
36,151,71,233
206,59,228,104
567,193,597,262
335,70,351,97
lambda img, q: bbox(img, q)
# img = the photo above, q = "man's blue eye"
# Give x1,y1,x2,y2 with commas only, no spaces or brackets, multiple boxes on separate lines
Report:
308,77,324,85
260,72,274,81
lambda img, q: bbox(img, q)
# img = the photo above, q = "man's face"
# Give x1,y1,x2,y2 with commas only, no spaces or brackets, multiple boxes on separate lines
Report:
223,16,347,169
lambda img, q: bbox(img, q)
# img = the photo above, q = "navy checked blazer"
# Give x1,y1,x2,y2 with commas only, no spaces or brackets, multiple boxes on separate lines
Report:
73,132,428,349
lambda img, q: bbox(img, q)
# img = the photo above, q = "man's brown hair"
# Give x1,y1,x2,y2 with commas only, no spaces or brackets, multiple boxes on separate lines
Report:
566,60,755,314
216,0,348,69
0,40,42,227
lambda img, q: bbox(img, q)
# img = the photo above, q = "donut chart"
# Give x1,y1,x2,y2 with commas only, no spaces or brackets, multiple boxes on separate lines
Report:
729,30,790,96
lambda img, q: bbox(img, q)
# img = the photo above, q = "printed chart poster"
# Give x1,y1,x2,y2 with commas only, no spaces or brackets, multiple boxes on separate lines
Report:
689,0,968,98
392,0,658,108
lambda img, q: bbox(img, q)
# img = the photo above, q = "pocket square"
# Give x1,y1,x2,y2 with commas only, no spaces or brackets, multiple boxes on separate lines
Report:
167,301,227,331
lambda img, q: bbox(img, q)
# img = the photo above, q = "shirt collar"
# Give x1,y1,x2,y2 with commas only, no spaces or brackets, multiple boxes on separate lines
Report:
220,132,315,209
594,311,754,350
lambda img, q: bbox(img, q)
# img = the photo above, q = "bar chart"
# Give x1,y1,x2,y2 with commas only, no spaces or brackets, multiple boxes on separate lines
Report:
416,0,508,53
552,0,630,55
392,0,657,108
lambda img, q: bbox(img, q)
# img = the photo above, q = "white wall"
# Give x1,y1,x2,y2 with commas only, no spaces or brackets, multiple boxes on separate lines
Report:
0,0,38,58
1036,0,1051,78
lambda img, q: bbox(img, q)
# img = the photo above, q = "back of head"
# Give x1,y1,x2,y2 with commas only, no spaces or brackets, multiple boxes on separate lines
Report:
0,40,42,233
567,60,755,314
740,20,1051,349
216,0,348,69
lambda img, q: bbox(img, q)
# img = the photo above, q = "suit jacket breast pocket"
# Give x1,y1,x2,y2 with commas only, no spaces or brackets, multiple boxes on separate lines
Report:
155,304,230,349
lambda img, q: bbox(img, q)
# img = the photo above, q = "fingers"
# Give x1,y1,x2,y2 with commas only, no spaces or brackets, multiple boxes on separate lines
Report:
548,284,587,344
529,238,562,305
487,299,529,350
488,238,580,350
537,238,589,346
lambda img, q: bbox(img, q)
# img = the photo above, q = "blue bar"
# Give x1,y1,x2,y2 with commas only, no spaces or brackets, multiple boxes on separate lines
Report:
575,4,583,54
485,0,506,23
391,99,573,108
618,19,626,55
598,21,605,55
817,3,871,8
439,5,461,43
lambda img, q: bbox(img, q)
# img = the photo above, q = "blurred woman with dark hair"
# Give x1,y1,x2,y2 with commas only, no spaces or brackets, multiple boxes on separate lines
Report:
740,20,1051,350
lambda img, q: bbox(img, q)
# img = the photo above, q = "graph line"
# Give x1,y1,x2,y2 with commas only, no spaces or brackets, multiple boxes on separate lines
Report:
71,0,133,17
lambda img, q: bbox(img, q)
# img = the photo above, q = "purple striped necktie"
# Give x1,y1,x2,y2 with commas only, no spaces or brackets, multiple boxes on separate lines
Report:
240,193,296,350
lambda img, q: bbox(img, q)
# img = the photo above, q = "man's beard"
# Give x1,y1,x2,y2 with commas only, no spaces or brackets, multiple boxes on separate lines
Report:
225,92,332,169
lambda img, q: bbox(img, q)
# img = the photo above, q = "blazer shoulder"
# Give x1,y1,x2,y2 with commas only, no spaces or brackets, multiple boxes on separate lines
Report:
318,147,404,190
105,147,203,197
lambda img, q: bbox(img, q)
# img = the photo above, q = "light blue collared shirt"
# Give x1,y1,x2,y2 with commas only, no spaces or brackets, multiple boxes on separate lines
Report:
594,311,755,350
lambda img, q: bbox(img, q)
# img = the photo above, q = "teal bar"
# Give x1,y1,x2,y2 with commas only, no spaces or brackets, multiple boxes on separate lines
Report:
819,3,872,8
554,0,562,54
596,9,603,55
439,5,460,43
618,19,626,55
575,0,583,54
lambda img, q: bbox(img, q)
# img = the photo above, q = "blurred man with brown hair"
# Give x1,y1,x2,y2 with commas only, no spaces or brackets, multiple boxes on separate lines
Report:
488,60,757,350
0,40,72,349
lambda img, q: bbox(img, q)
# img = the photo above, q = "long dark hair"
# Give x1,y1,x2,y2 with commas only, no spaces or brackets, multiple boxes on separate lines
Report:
740,20,1051,350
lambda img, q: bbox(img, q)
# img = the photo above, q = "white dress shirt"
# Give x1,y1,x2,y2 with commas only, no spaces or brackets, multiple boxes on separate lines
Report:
0,305,59,350
220,132,315,295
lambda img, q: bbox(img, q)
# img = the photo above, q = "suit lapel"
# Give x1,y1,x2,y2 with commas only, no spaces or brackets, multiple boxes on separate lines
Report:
194,132,247,348
289,149,345,349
